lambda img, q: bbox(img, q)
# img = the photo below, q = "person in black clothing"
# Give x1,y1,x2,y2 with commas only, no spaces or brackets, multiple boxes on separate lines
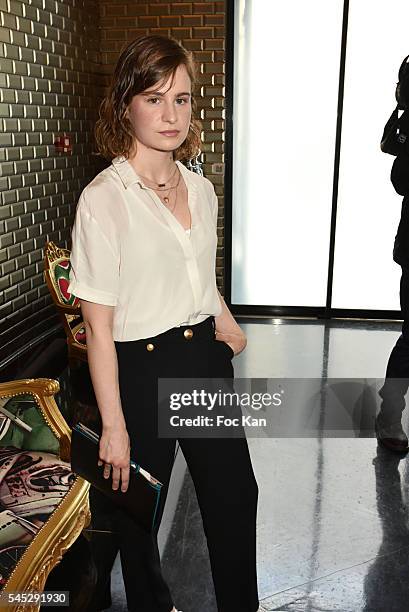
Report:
376,56,409,452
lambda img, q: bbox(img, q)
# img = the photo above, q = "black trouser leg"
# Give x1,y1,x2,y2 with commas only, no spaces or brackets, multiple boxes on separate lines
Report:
85,487,120,611
180,436,259,612
379,266,409,421
111,379,176,612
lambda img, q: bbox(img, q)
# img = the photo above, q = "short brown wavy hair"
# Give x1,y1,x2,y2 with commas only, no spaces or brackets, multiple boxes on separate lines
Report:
94,35,202,162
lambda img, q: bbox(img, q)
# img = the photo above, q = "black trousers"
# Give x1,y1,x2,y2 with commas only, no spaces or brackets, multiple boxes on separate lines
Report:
379,266,409,421
86,316,259,612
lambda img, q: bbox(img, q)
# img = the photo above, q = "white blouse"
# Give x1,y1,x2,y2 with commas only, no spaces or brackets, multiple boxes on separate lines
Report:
67,156,222,341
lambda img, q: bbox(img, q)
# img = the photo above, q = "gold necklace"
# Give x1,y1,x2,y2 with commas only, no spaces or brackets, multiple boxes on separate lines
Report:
166,182,178,213
137,164,178,189
154,170,181,210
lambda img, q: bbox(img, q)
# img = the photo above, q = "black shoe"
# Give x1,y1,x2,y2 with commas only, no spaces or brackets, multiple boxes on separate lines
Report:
375,413,409,453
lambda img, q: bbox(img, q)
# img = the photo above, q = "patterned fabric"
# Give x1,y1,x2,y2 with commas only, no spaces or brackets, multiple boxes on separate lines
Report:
54,259,80,307
0,447,76,586
0,395,76,586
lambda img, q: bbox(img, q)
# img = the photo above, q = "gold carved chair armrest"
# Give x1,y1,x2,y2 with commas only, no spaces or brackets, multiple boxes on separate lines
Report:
0,378,90,612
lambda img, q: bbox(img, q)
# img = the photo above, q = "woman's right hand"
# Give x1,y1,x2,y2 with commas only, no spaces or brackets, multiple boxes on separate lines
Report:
98,423,131,493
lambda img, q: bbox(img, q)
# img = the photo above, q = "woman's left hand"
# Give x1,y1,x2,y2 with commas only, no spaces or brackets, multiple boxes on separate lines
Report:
215,330,247,356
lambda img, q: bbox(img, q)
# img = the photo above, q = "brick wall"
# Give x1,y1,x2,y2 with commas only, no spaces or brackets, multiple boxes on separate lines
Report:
0,0,104,365
98,0,227,290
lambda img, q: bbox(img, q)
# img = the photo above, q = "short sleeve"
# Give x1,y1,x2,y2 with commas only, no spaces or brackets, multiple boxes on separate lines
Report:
67,191,120,306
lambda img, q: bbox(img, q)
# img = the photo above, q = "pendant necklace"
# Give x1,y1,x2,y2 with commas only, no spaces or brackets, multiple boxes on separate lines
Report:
155,170,181,212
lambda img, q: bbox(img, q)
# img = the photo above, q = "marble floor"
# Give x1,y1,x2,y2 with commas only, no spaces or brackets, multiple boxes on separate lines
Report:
46,318,409,612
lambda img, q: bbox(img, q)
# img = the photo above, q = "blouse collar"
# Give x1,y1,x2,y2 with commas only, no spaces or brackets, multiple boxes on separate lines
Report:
112,156,192,190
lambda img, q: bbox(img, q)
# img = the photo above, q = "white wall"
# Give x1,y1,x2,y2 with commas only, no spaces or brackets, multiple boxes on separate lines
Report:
232,0,406,311
332,1,409,309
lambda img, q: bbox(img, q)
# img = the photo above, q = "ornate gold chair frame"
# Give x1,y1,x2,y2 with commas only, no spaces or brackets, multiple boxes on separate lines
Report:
0,378,90,612
43,241,87,365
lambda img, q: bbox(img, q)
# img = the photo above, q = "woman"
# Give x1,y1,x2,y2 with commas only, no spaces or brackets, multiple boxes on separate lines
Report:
68,35,259,612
